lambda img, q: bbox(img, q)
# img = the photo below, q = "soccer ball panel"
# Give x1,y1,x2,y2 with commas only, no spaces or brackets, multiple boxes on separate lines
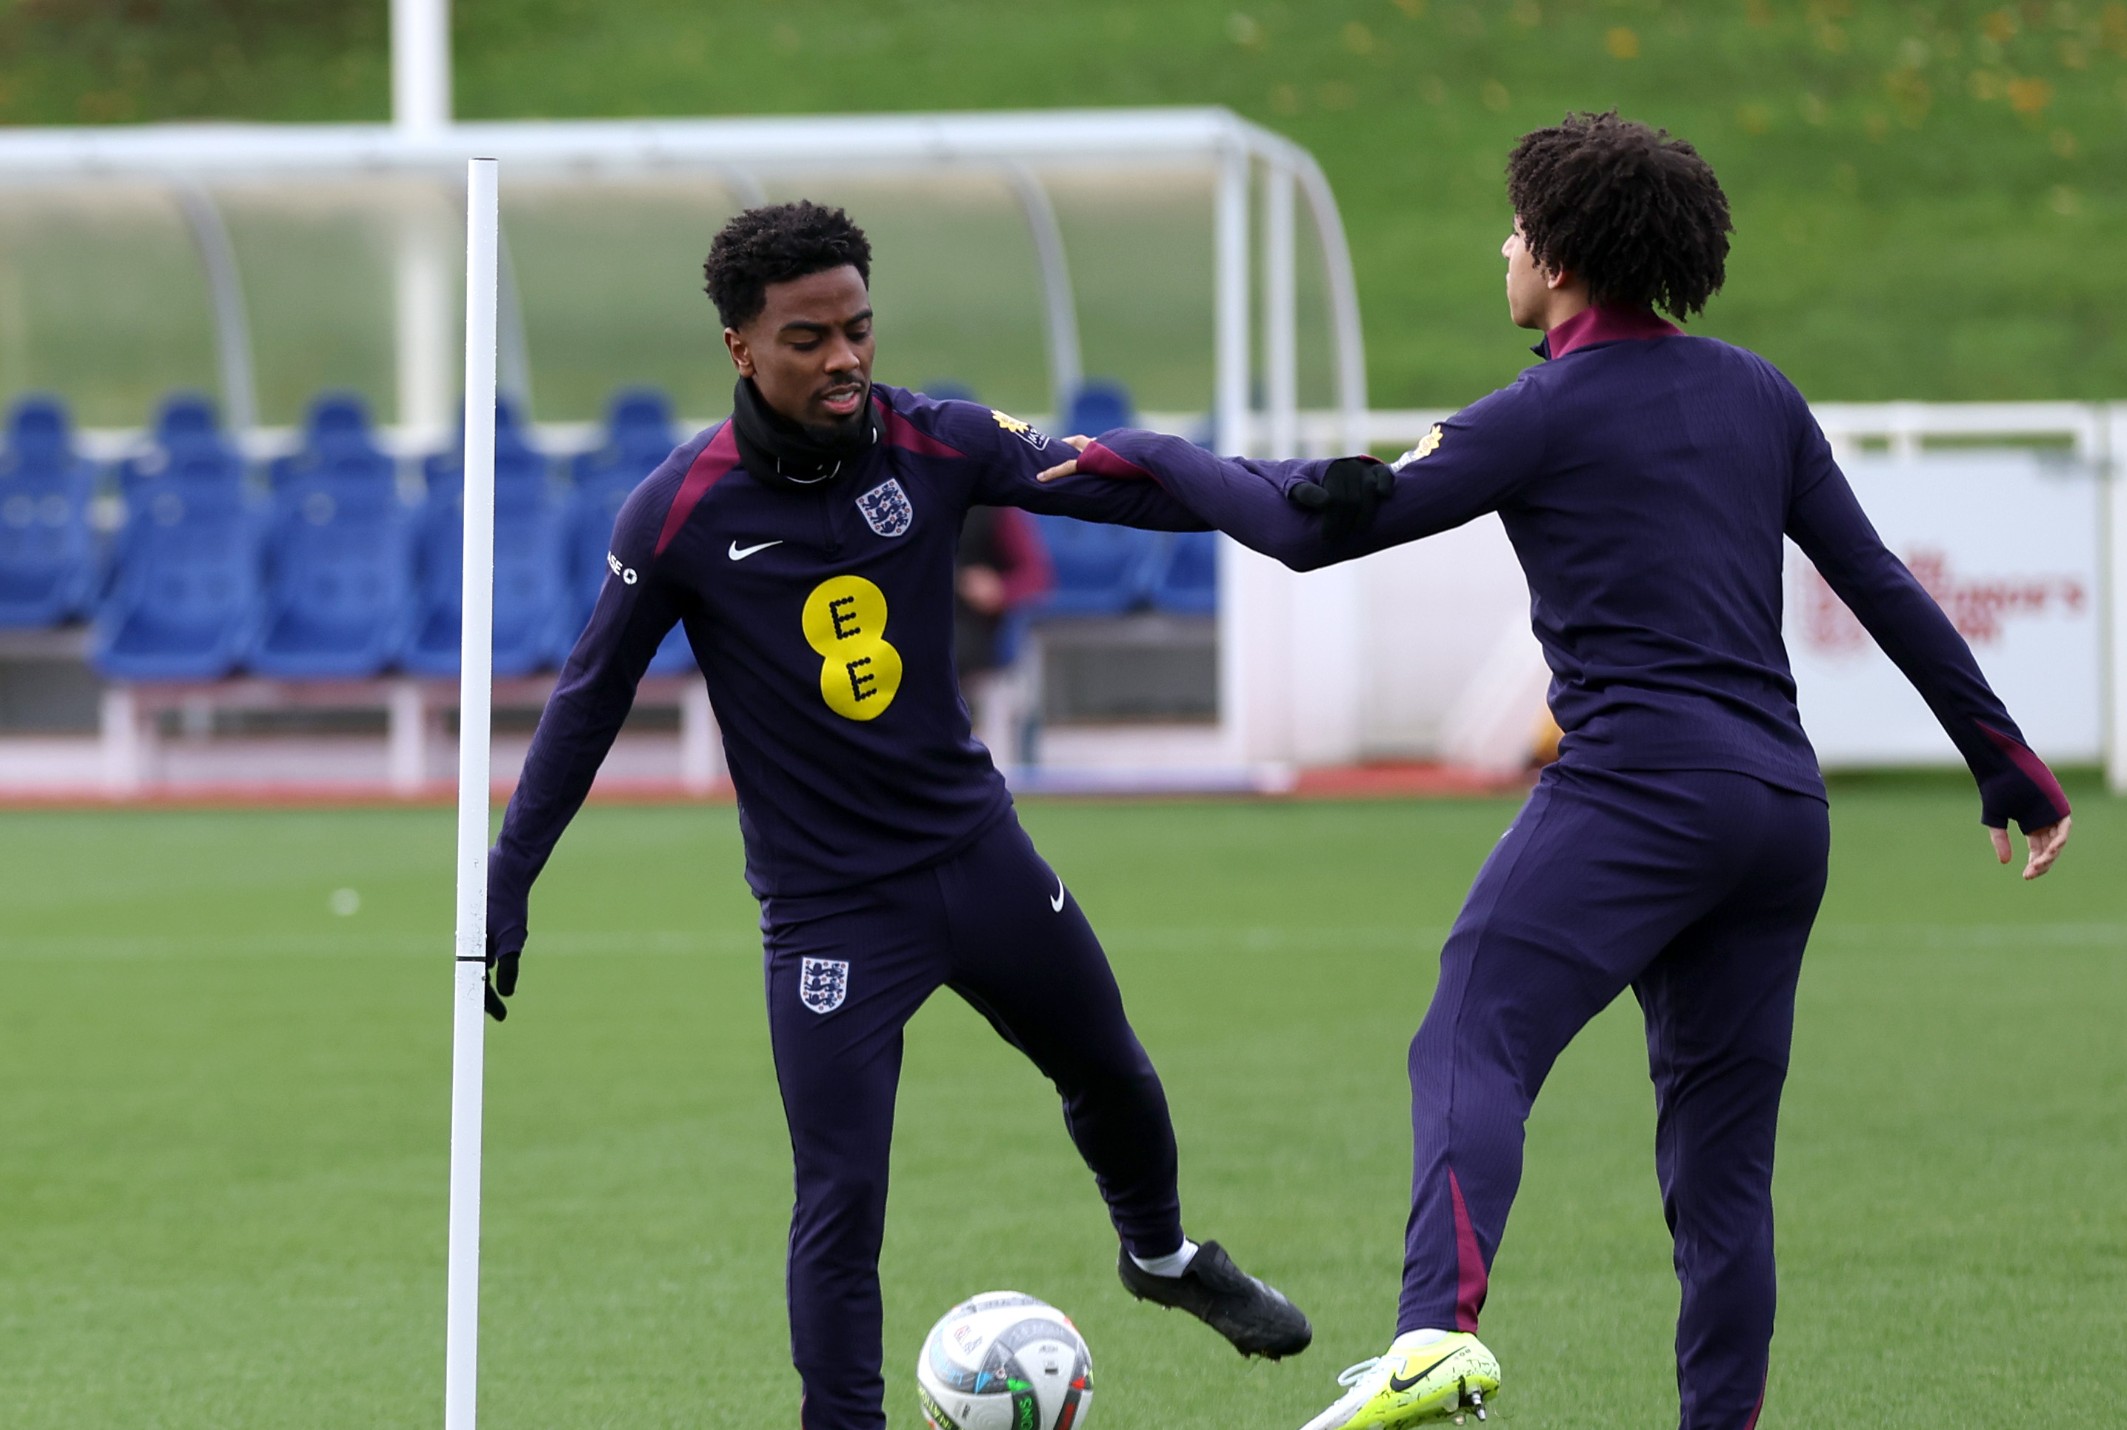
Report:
916,1291,1093,1430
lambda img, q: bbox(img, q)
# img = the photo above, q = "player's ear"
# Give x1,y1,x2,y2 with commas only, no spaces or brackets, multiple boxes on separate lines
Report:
723,327,753,378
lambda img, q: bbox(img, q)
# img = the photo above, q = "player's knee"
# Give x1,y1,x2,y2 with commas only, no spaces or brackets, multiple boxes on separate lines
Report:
1055,1056,1164,1114
795,1164,893,1238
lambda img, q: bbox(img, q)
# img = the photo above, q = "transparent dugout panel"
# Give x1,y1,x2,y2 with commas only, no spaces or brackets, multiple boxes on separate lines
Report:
0,183,220,428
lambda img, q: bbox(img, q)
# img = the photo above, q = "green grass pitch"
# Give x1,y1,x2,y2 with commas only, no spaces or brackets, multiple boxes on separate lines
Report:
2,780,2121,1426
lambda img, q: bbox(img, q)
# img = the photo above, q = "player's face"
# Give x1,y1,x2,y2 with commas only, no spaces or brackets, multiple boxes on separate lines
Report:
1502,220,1551,330
726,264,876,434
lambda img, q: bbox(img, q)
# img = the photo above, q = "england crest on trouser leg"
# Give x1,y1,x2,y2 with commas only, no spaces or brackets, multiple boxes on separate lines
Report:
799,957,850,1014
856,478,914,537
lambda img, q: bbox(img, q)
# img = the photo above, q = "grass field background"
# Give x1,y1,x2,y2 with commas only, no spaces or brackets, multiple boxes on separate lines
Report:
3,780,2121,1426
0,2,2121,417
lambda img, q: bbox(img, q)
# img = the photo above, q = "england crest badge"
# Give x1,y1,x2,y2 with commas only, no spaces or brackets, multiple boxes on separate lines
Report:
798,957,850,1015
856,478,914,538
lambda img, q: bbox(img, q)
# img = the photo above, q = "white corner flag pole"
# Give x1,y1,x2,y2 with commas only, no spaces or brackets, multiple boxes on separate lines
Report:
445,155,500,1430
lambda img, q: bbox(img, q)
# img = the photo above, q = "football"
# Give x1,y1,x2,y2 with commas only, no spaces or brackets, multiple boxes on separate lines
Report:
916,1290,1093,1430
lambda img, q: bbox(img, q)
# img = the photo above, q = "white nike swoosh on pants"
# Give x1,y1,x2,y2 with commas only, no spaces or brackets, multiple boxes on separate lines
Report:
1050,876,1066,912
728,539,783,560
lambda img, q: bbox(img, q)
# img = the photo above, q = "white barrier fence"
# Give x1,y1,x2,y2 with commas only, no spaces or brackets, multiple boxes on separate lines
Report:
1216,401,2125,795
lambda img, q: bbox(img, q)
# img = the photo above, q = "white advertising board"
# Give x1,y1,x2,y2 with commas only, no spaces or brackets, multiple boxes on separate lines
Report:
1786,451,2101,767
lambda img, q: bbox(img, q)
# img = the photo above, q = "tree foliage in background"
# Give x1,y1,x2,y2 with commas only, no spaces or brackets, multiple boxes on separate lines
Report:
0,0,376,123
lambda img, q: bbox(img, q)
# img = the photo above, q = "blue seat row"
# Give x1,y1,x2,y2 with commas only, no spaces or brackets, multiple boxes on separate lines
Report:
0,388,689,682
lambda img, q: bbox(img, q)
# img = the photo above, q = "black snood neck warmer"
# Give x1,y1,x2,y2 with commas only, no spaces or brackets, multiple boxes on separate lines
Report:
729,377,878,492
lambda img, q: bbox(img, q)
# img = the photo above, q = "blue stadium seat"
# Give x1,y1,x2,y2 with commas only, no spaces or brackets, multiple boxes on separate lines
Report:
1028,514,1163,618
269,391,392,489
1147,530,1219,615
0,395,98,626
605,386,676,449
92,479,259,680
247,461,411,678
1022,380,1168,616
1061,379,1136,438
153,391,226,453
302,390,374,453
569,386,679,494
492,393,540,463
8,393,72,463
422,396,549,504
120,391,247,497
107,445,251,606
555,388,693,675
402,414,571,676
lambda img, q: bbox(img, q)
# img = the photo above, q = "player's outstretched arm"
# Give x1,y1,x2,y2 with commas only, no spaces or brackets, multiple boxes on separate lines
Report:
1037,433,1343,568
485,479,689,1018
1039,383,1546,569
1786,442,2071,879
928,397,1208,532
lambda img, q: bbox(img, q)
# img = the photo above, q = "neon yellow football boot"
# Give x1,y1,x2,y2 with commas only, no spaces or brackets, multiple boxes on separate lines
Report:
1295,1330,1500,1430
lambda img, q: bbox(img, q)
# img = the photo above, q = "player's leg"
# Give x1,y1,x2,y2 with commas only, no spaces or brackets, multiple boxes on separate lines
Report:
936,813,1310,1358
935,815,1180,1255
1632,779,1828,1430
763,876,951,1430
1306,769,1743,1430
1400,767,1729,1336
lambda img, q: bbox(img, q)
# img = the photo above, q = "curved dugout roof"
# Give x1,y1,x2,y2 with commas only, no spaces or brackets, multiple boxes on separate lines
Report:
0,108,1366,456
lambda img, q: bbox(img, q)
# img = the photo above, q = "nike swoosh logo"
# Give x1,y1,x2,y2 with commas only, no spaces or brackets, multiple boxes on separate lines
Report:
728,539,783,561
1049,877,1066,913
1387,1351,1456,1394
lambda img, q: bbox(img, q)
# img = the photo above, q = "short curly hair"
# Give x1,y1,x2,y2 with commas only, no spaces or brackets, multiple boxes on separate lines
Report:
1506,112,1732,319
702,201,873,330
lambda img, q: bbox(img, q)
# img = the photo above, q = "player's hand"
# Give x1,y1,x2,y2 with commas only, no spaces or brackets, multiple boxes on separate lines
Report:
1286,456,1393,541
1990,815,2071,881
1035,434,1094,482
484,938,521,1021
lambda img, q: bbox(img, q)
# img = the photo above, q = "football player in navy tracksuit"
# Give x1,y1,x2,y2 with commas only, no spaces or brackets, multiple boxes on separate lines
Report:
481,202,1310,1430
1040,115,2073,1430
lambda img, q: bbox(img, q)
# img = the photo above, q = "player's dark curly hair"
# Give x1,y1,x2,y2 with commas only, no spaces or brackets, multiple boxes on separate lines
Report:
702,200,872,330
1506,112,1732,319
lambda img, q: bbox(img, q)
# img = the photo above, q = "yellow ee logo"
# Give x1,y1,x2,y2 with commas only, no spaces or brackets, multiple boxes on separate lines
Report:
802,575,903,721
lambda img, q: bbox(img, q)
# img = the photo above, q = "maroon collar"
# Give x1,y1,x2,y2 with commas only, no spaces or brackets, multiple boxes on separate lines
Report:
1536,305,1680,360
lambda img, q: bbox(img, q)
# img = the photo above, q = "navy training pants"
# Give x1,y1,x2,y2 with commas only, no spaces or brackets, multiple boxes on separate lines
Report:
761,813,1183,1430
1402,765,1829,1430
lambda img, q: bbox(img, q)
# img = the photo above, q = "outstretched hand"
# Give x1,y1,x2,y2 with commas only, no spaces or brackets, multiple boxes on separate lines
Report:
484,942,521,1021
1990,815,2070,880
1035,434,1094,483
1287,457,1395,542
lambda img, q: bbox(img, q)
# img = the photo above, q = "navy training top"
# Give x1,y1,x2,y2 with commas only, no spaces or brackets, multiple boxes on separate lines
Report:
488,385,1204,946
1079,307,2069,833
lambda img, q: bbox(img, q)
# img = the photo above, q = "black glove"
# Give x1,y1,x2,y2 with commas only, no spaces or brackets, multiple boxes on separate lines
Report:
484,940,521,1022
1286,456,1393,542
485,843,526,1022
